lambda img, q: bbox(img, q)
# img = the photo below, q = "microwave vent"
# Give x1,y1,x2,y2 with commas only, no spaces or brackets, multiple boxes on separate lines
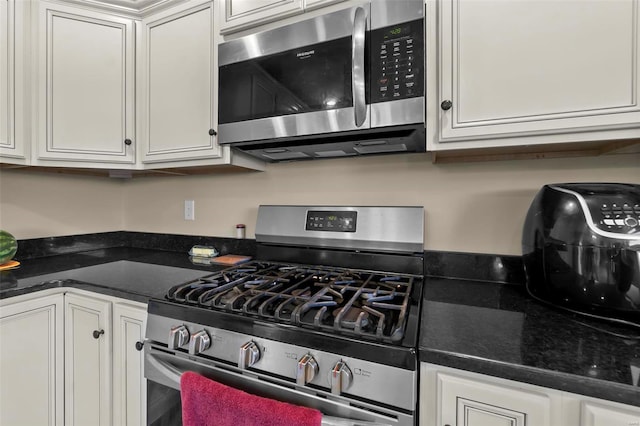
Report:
354,143,407,154
263,151,310,161
314,150,354,158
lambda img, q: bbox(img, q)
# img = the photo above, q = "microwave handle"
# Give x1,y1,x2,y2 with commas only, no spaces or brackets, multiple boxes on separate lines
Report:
352,6,367,127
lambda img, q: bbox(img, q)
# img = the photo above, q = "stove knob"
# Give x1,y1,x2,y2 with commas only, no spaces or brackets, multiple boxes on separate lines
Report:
168,325,190,350
238,341,261,369
188,330,211,355
330,361,353,395
296,354,319,386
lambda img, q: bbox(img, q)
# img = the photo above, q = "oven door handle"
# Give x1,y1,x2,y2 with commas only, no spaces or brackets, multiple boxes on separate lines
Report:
147,351,183,388
145,348,396,425
352,6,367,128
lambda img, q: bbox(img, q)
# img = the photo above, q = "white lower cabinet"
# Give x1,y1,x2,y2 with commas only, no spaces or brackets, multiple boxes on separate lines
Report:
65,293,113,426
424,366,561,426
113,302,147,426
0,294,64,426
0,290,147,426
420,364,640,426
580,401,640,426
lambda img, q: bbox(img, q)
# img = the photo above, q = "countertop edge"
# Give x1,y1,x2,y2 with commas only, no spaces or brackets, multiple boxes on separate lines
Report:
419,348,640,407
1,279,152,305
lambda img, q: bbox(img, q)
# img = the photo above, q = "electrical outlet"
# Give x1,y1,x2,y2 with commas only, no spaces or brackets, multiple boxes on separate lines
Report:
184,200,195,221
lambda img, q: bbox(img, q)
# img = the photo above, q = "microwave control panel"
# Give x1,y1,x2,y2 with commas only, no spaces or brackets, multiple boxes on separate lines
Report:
370,19,424,103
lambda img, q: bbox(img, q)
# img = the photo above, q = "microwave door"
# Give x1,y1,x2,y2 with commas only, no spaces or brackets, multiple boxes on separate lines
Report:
218,5,371,145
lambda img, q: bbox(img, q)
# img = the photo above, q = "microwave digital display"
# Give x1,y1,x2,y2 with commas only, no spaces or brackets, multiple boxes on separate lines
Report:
385,25,411,39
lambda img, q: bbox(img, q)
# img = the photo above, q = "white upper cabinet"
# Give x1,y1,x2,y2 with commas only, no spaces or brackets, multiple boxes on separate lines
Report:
140,0,221,164
0,0,28,164
218,0,345,34
302,0,344,11
35,1,136,165
219,0,304,34
431,0,640,150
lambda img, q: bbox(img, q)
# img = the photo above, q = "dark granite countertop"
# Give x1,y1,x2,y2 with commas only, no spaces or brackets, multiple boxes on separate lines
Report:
419,277,640,406
0,247,229,303
2,233,638,407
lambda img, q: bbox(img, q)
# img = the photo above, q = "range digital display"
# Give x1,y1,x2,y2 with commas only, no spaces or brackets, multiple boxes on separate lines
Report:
306,210,357,232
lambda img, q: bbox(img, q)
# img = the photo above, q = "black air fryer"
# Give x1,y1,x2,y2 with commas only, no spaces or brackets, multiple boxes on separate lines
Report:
522,183,640,325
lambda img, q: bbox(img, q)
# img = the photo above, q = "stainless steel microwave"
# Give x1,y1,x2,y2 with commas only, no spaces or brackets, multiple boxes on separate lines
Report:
217,0,425,162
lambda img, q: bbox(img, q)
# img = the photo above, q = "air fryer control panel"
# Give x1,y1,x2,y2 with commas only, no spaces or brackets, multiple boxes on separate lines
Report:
584,196,640,234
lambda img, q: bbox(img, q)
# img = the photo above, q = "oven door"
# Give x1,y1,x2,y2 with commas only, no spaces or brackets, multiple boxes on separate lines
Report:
144,346,413,426
217,5,370,146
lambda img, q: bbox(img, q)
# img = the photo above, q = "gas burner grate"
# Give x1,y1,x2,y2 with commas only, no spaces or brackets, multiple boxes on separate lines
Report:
165,261,418,343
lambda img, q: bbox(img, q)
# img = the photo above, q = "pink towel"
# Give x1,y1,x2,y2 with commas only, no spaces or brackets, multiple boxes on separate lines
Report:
180,371,323,426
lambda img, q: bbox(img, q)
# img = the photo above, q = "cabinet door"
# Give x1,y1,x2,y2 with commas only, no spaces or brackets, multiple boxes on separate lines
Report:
113,302,147,426
437,372,554,426
219,0,303,34
438,0,640,144
581,401,640,426
65,293,112,426
36,1,135,164
304,0,344,11
0,295,64,426
140,0,221,164
0,0,27,164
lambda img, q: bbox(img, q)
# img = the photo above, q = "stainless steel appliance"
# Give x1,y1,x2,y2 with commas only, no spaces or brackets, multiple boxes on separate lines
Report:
217,1,425,161
522,183,640,326
144,206,424,425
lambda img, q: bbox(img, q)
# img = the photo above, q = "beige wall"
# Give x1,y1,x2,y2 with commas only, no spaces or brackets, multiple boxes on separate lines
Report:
1,152,638,255
0,170,125,238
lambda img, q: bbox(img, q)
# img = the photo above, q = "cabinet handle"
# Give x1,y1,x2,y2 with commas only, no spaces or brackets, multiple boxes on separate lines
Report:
208,129,217,136
440,100,453,111
93,329,105,339
135,341,144,351
124,139,132,146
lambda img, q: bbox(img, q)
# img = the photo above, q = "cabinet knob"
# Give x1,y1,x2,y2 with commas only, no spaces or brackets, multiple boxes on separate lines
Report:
124,139,132,146
208,129,217,136
135,341,144,351
92,329,105,339
440,100,453,111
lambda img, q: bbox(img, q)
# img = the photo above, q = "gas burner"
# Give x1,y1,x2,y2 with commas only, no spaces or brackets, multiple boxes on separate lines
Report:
165,260,418,343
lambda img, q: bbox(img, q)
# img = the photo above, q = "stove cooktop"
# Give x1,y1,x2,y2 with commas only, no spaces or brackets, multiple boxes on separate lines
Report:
165,260,421,344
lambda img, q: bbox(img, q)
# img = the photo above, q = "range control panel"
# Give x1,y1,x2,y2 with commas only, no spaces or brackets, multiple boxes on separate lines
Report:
588,199,640,233
305,210,357,232
370,19,424,103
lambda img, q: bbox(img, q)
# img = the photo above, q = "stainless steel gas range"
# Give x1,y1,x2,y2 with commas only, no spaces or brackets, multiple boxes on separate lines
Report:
144,206,424,425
